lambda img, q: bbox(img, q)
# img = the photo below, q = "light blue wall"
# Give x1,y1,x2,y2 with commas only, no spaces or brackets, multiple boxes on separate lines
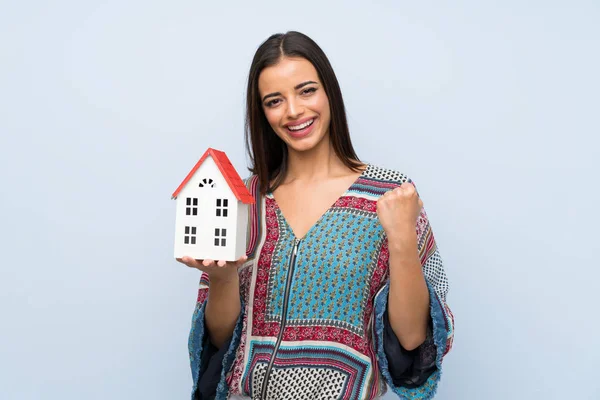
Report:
1,1,598,399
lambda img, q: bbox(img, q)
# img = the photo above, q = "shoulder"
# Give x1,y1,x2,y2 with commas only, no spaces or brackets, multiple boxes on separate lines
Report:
362,163,412,186
350,164,414,200
243,174,260,191
242,174,264,206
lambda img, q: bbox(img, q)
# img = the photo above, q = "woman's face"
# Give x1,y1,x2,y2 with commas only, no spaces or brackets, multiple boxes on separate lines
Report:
258,57,331,154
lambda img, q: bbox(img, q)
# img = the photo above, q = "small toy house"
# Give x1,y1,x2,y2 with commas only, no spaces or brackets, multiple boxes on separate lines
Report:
172,148,255,261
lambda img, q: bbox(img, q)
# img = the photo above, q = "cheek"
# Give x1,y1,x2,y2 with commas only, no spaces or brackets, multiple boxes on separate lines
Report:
263,108,287,138
312,92,329,113
263,108,279,128
316,96,331,124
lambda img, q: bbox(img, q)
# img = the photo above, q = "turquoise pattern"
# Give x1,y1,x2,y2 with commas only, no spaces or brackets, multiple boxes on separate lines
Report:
285,209,384,335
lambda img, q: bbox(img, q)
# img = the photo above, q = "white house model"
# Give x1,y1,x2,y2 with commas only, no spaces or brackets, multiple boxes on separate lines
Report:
172,148,255,262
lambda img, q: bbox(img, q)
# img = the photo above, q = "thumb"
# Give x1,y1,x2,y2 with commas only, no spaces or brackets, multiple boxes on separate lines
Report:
235,255,248,266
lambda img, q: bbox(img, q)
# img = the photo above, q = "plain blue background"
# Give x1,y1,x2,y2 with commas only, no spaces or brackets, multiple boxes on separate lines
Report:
1,1,599,399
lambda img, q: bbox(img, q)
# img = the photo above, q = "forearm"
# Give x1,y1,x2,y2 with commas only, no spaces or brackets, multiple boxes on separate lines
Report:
387,232,430,351
204,274,241,348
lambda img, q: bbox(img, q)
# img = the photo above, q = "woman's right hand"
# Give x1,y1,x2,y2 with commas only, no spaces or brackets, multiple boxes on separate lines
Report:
176,255,248,282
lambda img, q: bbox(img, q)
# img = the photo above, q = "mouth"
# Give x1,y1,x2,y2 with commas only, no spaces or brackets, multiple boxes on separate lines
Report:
285,117,316,138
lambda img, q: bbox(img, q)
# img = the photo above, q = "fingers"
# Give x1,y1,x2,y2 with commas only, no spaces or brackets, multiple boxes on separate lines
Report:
177,256,204,269
389,184,417,199
395,182,416,195
176,257,217,269
214,255,247,267
378,183,423,213
178,255,248,270
236,255,249,266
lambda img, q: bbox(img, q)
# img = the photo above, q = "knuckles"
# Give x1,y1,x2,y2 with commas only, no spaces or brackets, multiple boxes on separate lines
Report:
376,184,423,213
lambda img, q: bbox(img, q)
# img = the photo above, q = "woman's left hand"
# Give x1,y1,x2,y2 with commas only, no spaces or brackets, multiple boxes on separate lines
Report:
376,182,423,246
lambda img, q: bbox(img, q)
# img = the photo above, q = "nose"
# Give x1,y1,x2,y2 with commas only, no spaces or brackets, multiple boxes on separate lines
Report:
287,97,304,119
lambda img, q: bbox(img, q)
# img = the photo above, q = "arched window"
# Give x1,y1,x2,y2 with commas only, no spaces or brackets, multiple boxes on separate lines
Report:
199,178,215,188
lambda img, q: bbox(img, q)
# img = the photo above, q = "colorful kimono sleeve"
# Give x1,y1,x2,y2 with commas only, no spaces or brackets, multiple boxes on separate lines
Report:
374,207,454,399
188,272,245,400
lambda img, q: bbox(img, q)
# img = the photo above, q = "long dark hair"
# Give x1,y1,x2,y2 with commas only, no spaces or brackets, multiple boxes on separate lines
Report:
245,31,362,194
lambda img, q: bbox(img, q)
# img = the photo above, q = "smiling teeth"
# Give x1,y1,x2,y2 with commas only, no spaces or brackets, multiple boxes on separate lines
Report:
288,119,314,131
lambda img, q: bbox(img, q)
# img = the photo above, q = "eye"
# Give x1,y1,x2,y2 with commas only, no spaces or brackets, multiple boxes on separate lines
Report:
265,98,281,108
301,87,317,95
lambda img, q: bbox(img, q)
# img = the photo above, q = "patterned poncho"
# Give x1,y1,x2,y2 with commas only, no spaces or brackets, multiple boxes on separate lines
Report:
188,164,454,400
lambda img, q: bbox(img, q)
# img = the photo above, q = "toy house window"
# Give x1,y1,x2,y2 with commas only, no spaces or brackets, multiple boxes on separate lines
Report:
214,228,226,247
184,226,197,245
186,198,198,216
216,199,228,217
199,178,215,188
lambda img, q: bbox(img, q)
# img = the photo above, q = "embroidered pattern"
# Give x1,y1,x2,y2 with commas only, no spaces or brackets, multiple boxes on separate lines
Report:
192,165,454,400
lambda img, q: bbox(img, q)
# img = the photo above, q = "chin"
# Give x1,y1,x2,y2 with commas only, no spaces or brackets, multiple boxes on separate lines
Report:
287,135,325,153
289,143,315,153
284,127,328,154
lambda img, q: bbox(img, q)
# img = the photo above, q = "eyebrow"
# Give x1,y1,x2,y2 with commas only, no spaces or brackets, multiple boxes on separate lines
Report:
262,81,318,102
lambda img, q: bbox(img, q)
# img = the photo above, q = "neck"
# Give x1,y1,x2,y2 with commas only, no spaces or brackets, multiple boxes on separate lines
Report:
284,136,346,183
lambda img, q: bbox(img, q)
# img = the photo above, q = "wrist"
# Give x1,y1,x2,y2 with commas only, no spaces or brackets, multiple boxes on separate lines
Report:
389,250,420,268
386,229,417,252
208,269,240,285
388,244,422,275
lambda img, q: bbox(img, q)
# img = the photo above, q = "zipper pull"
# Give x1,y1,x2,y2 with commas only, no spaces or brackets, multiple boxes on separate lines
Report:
293,238,300,254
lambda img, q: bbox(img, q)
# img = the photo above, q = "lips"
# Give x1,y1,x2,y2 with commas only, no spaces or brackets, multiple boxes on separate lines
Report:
287,118,314,131
285,117,317,139
285,117,315,130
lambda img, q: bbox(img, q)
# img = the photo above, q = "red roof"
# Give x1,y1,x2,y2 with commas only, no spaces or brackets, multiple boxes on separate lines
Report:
171,148,255,204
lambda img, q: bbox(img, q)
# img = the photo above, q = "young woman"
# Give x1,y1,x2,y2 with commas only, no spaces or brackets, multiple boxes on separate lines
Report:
178,31,454,400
